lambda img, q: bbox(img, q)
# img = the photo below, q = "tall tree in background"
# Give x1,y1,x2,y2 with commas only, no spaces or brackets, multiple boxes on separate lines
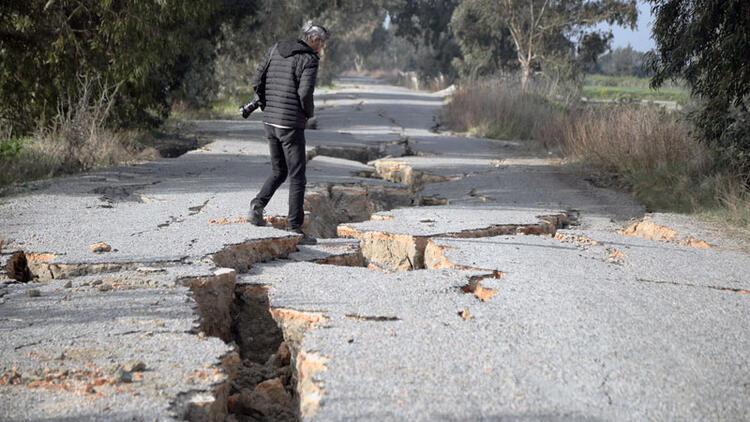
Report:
385,0,461,84
0,0,257,134
458,0,636,89
648,0,750,173
596,45,649,77
451,0,517,78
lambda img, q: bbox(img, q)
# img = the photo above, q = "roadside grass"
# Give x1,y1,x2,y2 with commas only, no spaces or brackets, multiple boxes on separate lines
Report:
169,82,336,121
582,74,690,104
445,78,750,230
170,91,253,120
446,79,563,142
0,78,158,187
582,85,689,104
0,129,159,187
584,74,684,89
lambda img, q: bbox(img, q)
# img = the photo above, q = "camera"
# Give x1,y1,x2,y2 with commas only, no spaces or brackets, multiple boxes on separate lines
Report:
240,94,263,118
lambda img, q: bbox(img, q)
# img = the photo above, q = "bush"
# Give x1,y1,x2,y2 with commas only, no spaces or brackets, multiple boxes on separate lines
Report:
0,137,24,161
559,105,710,211
0,77,157,186
444,78,563,141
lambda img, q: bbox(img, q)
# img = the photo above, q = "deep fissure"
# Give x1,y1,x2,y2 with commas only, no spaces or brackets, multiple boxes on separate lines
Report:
227,285,298,421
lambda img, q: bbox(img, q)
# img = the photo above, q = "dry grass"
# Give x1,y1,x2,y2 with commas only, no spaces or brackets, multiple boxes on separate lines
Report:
558,105,712,212
0,77,157,186
445,79,563,142
447,78,750,229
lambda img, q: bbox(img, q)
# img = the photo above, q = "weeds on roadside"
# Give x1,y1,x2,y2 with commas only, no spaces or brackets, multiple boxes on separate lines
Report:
446,78,750,230
0,76,157,187
445,79,564,141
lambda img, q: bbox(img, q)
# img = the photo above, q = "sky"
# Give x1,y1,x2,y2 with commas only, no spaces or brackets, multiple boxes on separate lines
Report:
599,1,656,52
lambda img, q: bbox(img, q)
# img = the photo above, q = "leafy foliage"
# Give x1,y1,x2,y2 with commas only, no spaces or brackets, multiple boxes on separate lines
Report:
0,0,255,134
0,137,24,161
647,0,750,175
385,0,461,83
450,0,636,88
595,46,649,77
450,0,517,78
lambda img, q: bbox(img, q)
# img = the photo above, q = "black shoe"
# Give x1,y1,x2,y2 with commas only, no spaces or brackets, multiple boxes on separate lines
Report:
248,200,266,226
290,228,317,245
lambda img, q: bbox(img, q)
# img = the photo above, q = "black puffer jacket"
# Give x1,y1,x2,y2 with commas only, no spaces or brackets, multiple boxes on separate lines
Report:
253,39,319,129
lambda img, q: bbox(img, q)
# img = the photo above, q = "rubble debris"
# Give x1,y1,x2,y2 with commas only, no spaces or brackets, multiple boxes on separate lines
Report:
606,248,626,264
226,286,300,421
26,289,41,297
114,368,132,383
208,216,248,225
461,276,498,302
458,309,473,321
619,217,712,248
89,243,112,253
555,232,599,247
189,200,210,215
123,360,147,373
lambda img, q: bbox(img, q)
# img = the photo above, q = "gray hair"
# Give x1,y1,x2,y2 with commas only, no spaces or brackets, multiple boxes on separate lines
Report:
301,22,329,42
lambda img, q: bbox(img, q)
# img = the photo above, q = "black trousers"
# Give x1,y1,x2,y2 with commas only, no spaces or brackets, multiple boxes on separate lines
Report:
254,124,307,229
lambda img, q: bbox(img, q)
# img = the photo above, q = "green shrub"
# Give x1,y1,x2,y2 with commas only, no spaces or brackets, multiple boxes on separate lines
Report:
0,137,24,161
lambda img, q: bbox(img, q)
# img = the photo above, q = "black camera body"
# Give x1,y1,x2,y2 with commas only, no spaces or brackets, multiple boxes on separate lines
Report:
240,94,263,118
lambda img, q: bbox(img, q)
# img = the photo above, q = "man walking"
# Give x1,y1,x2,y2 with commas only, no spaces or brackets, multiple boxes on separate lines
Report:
246,23,329,245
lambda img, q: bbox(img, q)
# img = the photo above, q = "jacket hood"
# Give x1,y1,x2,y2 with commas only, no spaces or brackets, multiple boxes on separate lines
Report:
277,38,316,58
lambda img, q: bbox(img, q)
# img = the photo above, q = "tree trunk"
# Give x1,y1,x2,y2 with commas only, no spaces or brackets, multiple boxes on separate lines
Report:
520,61,531,91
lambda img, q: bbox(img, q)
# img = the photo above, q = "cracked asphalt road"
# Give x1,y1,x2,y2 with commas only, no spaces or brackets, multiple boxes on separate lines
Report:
1,75,748,421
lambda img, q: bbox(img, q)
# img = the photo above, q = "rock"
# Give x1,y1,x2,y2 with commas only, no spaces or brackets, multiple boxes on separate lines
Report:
277,342,291,366
26,289,41,297
458,308,473,321
6,251,32,283
91,279,103,286
62,280,73,288
265,342,292,369
123,359,146,372
251,377,293,408
114,368,132,383
227,393,242,413
90,243,111,253
97,284,112,292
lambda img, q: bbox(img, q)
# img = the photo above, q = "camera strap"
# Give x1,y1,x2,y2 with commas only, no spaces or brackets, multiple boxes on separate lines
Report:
262,43,278,79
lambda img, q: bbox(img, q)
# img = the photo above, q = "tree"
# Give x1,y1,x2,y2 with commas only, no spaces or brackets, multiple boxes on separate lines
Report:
450,0,517,79
385,0,461,83
597,46,649,77
457,0,637,90
647,0,750,173
0,0,256,134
